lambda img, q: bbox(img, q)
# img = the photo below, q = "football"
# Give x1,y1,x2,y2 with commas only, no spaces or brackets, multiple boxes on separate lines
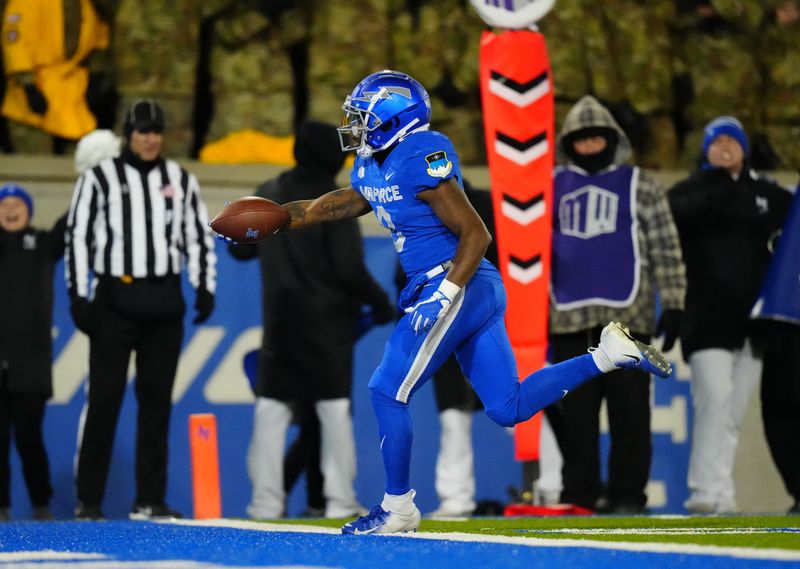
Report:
210,196,290,243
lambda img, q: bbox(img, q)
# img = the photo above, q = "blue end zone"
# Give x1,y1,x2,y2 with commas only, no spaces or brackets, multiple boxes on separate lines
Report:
0,521,793,569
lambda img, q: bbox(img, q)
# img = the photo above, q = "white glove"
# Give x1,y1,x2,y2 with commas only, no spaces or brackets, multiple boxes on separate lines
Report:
404,279,461,335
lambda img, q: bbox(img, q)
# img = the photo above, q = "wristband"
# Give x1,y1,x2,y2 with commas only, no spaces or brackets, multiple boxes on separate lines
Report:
438,278,462,301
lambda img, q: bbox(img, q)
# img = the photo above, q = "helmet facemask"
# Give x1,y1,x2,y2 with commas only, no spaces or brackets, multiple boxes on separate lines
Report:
337,97,383,157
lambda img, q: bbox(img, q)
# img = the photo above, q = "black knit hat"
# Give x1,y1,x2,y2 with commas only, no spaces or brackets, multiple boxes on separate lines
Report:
293,121,346,175
124,99,165,136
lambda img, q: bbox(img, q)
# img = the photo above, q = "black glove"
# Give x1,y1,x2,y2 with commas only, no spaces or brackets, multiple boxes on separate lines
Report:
23,83,47,115
193,287,215,324
655,309,682,352
70,297,94,335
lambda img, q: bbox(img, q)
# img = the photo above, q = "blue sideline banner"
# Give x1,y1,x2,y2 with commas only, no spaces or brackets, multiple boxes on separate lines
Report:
9,238,690,520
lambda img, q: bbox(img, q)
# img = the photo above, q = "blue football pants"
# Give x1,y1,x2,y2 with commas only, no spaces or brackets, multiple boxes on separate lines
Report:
369,267,603,495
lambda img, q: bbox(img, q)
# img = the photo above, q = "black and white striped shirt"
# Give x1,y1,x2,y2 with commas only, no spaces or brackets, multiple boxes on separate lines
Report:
65,156,217,299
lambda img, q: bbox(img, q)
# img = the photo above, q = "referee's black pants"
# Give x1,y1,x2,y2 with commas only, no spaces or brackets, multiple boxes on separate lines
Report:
76,297,183,508
546,326,652,512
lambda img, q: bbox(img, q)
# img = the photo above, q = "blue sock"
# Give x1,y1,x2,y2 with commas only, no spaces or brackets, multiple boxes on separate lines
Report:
517,354,602,421
370,388,413,495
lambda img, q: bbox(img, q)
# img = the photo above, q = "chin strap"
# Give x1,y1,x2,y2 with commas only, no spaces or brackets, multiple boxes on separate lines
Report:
359,122,430,158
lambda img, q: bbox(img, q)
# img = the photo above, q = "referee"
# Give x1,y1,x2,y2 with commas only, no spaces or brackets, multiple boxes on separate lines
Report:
65,99,217,520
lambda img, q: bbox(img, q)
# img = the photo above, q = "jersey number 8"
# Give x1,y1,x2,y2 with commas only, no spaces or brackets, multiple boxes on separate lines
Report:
375,205,405,253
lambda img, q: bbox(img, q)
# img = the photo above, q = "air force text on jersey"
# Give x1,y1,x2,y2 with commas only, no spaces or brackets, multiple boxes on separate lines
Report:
359,184,404,204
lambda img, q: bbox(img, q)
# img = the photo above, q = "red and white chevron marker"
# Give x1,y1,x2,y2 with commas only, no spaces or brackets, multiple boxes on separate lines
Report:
479,29,555,465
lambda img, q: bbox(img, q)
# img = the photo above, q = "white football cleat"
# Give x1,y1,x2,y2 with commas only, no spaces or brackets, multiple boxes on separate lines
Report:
341,504,421,535
591,321,672,378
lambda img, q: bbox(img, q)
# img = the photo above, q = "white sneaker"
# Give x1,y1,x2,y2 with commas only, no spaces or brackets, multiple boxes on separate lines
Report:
426,505,474,519
684,494,736,514
325,503,368,519
591,322,672,378
341,504,421,534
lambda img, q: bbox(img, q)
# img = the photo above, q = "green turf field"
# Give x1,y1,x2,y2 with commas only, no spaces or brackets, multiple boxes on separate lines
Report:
273,515,800,550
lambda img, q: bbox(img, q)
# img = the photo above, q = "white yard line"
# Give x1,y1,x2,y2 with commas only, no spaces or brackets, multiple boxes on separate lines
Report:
0,551,327,569
519,527,800,534
165,518,800,562
0,552,106,561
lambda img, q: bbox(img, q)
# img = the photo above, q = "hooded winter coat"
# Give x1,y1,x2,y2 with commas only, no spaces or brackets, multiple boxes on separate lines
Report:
230,122,393,400
550,95,686,337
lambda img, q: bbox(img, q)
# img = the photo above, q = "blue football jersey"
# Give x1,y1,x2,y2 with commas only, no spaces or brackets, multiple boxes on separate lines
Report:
349,130,462,275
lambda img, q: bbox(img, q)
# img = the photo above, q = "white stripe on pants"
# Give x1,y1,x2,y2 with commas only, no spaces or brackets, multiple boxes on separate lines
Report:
686,340,762,511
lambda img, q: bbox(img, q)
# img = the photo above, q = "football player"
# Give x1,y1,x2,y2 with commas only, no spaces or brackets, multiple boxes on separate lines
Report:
268,70,671,534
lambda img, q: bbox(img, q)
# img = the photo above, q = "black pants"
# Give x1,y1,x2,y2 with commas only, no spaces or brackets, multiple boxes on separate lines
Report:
432,354,482,412
760,324,800,503
0,388,52,508
76,297,183,507
546,327,652,511
283,401,325,511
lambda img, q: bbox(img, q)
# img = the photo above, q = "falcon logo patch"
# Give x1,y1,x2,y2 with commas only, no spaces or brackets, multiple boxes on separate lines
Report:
425,151,452,178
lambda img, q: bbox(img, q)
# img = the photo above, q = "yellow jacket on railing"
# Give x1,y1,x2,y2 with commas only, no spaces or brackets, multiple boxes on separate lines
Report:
1,0,109,140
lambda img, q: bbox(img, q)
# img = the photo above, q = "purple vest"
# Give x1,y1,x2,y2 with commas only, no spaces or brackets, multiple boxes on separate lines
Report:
551,165,641,310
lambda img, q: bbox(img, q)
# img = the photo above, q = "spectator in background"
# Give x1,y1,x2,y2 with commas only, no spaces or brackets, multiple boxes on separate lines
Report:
0,183,66,521
750,177,800,515
66,99,217,520
241,349,326,518
229,121,394,520
669,116,791,513
547,95,686,514
0,0,113,154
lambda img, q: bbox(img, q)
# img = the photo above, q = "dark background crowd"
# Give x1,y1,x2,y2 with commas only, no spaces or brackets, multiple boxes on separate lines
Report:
1,0,799,171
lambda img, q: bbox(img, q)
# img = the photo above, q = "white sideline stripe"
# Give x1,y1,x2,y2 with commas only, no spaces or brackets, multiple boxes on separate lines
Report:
0,562,320,569
167,518,341,534
0,551,106,561
524,527,800,535
0,550,326,568
165,519,800,562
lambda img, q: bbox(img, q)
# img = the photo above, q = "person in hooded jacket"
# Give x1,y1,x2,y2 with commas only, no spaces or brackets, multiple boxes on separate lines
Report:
0,183,66,521
546,95,687,514
669,116,791,513
229,121,394,520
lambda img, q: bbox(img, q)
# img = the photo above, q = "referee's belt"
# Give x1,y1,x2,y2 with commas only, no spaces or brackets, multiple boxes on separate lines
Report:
101,274,180,286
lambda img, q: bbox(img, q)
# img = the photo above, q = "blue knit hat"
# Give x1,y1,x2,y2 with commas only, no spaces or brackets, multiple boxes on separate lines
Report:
702,116,749,159
0,183,34,219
